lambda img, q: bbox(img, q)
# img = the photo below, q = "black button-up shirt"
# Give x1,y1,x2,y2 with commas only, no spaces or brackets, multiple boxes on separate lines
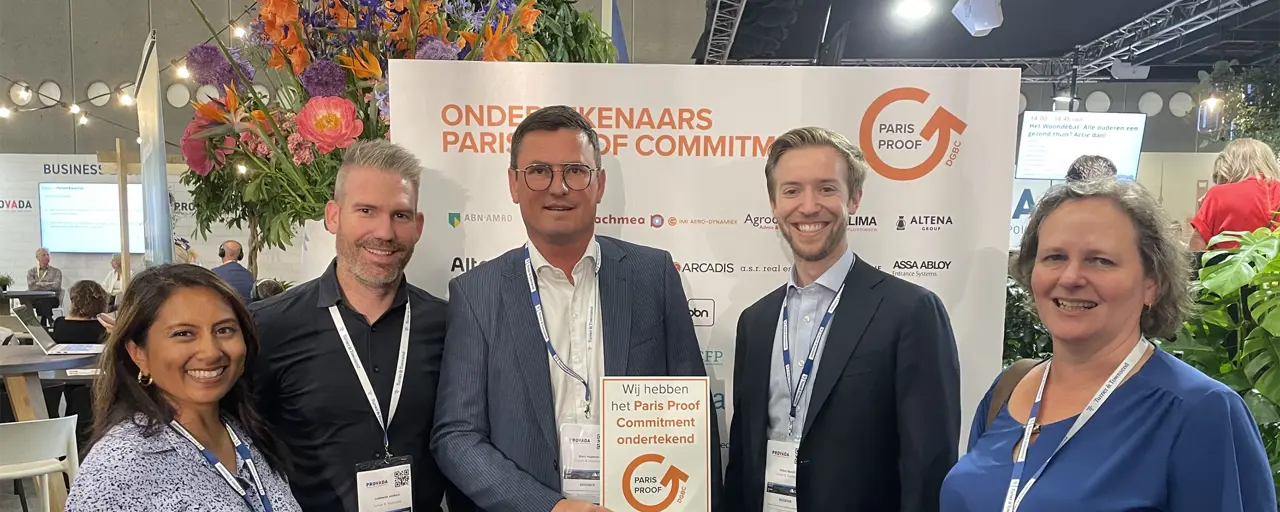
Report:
250,259,472,512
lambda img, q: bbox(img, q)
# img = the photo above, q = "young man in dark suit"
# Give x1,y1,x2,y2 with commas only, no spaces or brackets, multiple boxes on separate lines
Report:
723,126,961,512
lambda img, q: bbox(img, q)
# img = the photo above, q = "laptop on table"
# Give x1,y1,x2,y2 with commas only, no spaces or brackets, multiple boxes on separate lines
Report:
13,305,105,355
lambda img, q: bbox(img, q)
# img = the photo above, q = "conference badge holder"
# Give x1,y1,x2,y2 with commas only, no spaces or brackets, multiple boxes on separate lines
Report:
763,439,799,512
559,424,602,504
355,454,414,512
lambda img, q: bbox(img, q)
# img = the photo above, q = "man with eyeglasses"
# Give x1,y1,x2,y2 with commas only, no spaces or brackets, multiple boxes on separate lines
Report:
431,105,722,512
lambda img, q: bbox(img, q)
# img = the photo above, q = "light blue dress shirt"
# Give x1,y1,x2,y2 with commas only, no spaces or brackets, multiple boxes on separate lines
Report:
768,250,855,441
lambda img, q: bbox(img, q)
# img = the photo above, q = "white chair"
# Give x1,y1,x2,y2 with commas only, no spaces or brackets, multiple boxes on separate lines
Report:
0,415,80,512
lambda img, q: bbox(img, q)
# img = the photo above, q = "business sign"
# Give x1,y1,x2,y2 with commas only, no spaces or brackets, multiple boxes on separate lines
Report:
1010,178,1055,250
601,377,711,512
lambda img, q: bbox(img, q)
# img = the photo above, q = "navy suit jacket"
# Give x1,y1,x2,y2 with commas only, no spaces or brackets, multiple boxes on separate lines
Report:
723,257,960,512
431,235,723,512
212,262,254,302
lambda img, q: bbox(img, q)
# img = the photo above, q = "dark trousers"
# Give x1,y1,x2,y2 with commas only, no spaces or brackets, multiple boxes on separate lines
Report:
31,297,59,329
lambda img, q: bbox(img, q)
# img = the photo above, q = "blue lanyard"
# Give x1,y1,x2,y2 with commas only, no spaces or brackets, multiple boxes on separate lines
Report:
170,421,275,512
1002,338,1149,511
524,245,595,418
780,282,845,439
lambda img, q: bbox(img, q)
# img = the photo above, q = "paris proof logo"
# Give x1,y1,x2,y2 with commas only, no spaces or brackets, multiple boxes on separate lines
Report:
859,87,968,181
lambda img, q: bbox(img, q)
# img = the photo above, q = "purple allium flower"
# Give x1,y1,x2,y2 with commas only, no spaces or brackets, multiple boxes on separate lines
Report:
186,44,226,86
227,48,256,85
415,37,459,60
300,60,347,97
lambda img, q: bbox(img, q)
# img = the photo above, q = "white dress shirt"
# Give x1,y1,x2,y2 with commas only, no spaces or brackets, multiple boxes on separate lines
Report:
527,239,605,428
768,250,855,440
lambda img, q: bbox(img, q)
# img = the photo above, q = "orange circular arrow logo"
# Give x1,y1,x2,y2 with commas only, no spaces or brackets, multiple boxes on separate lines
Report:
622,453,689,512
859,87,968,182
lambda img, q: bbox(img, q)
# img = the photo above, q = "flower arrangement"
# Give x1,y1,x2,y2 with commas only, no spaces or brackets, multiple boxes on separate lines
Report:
178,0,611,274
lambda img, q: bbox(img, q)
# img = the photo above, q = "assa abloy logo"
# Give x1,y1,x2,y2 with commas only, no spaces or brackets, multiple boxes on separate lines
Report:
889,259,952,278
688,298,715,326
43,163,102,175
673,262,734,274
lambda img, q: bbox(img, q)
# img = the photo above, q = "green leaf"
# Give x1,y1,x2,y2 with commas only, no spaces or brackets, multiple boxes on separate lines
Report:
1246,391,1280,424
1221,369,1255,393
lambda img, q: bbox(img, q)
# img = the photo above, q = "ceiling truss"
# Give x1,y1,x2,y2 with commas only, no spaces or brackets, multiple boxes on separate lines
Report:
702,0,748,65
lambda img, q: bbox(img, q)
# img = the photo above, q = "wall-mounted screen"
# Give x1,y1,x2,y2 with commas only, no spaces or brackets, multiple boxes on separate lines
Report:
38,182,144,253
1015,111,1146,181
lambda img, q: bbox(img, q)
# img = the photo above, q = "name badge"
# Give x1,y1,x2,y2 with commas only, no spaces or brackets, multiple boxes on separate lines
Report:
764,440,799,511
560,423,602,504
355,455,413,512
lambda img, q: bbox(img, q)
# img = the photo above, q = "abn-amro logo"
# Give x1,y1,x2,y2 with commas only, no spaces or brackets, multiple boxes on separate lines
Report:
448,211,515,228
448,212,461,228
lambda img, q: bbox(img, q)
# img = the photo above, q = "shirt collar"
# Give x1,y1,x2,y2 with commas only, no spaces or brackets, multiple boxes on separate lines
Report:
787,250,855,293
316,258,410,309
527,238,602,275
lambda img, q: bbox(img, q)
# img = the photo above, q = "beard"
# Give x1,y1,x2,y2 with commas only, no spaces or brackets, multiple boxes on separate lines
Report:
780,221,845,262
337,234,414,287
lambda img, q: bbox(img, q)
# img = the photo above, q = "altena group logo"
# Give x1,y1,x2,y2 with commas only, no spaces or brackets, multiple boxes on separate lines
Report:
859,87,968,182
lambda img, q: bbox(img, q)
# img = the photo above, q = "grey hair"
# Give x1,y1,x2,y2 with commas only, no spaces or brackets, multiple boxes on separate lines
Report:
1065,155,1118,183
1014,179,1192,339
1213,138,1280,184
335,140,424,201
35,247,48,257
765,126,869,202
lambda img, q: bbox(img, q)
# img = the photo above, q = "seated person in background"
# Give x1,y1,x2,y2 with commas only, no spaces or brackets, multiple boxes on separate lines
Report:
54,280,110,344
940,179,1275,511
67,264,302,511
1190,138,1280,251
102,254,126,310
27,247,63,329
1064,154,1118,183
174,237,200,265
251,279,284,302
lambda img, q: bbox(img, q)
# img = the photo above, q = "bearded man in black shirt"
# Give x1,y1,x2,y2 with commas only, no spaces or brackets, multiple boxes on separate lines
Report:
250,140,472,512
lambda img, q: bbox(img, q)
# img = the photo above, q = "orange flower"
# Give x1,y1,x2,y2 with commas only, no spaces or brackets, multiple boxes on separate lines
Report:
458,30,479,48
268,22,311,74
258,0,299,26
193,100,229,125
326,0,356,29
482,14,519,61
516,3,541,34
337,44,383,80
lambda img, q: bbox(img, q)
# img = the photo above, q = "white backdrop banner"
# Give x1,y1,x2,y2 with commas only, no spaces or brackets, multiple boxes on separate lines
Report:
388,61,1018,458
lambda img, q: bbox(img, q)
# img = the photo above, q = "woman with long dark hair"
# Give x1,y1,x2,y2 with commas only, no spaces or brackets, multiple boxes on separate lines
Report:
66,264,300,511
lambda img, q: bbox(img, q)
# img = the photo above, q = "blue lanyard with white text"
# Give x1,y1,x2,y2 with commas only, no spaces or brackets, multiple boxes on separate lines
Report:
524,244,595,418
780,282,845,439
170,421,275,512
1002,338,1150,511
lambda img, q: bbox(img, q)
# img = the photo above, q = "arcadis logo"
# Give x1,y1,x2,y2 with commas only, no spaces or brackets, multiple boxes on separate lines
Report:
0,198,34,211
448,211,514,228
673,262,735,274
859,87,968,181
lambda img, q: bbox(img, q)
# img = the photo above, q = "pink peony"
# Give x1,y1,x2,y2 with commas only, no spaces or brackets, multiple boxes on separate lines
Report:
296,96,363,154
181,115,234,176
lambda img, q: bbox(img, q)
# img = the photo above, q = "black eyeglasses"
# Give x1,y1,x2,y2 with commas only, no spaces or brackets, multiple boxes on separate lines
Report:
516,163,598,191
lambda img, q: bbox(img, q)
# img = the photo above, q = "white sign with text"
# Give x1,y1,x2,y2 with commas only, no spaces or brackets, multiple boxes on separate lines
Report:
602,377,711,512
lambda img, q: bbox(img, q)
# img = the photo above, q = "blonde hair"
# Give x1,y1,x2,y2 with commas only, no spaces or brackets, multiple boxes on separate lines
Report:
764,126,869,202
1213,138,1280,184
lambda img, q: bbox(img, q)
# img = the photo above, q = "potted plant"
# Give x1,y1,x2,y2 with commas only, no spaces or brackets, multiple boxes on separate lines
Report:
0,274,11,316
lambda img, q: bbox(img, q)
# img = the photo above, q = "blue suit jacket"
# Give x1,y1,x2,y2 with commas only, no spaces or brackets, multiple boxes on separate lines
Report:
431,235,723,512
212,262,254,302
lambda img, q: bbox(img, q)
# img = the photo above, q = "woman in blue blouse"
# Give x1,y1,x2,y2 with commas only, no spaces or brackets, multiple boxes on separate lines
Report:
67,264,301,511
941,179,1275,511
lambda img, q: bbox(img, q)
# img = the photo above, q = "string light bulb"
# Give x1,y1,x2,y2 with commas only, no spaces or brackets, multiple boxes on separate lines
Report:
136,137,142,144
68,103,81,114
176,66,190,79
78,114,88,125
233,26,246,38
119,92,133,106
237,164,247,174
0,107,9,118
